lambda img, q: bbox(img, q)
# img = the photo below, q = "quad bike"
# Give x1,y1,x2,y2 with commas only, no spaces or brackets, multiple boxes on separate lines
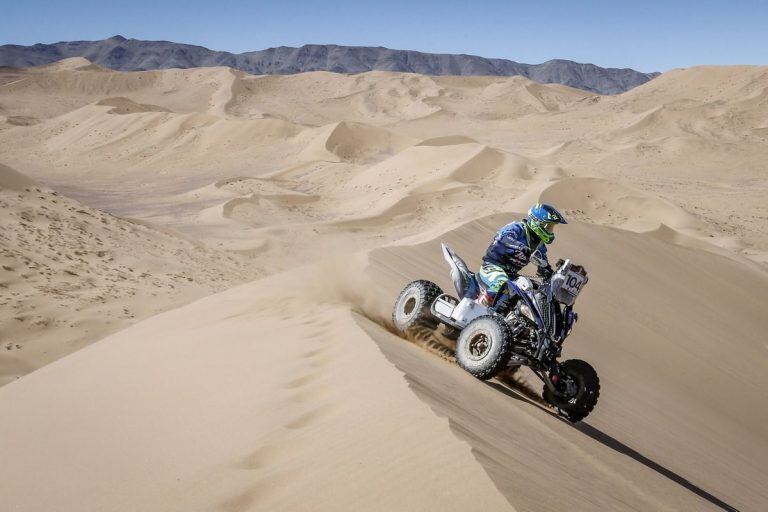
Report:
392,243,599,422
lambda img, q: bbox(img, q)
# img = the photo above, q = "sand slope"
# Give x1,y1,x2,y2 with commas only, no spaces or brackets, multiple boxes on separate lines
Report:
0,264,515,512
1,216,765,510
0,163,260,385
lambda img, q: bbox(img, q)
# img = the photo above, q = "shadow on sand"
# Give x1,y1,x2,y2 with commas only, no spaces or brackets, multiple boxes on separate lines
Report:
487,382,740,512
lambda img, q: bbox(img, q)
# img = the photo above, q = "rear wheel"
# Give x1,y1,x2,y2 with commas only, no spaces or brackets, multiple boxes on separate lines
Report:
455,315,513,380
392,280,442,335
543,359,600,423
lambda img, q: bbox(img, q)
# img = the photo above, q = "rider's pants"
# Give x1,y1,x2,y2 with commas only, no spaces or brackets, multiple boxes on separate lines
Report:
478,262,512,303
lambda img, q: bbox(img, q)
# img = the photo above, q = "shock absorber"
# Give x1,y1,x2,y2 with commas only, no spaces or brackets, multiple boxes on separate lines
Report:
534,331,551,361
510,321,527,338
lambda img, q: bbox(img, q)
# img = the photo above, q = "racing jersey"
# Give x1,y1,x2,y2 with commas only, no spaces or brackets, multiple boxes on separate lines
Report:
482,220,549,273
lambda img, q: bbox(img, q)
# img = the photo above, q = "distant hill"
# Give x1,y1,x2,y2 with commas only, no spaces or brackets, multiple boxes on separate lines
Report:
0,35,658,94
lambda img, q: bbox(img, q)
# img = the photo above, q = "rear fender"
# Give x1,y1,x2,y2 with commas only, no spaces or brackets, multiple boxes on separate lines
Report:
449,297,492,327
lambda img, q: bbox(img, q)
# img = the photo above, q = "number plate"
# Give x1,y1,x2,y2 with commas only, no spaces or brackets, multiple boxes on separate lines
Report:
561,270,586,296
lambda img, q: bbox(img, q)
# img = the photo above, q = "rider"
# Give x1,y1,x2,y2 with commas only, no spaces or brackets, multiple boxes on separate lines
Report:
478,203,567,307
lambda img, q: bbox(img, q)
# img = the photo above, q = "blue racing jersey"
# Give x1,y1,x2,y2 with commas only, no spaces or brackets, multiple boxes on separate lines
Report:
483,220,548,272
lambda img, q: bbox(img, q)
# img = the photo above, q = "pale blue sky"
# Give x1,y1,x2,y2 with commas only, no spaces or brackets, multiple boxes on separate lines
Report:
1,0,766,72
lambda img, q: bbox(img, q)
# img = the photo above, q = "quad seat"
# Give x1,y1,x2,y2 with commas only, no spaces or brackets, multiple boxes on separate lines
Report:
440,243,480,300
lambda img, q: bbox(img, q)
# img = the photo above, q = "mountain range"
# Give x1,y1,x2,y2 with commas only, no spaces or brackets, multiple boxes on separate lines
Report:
0,35,658,94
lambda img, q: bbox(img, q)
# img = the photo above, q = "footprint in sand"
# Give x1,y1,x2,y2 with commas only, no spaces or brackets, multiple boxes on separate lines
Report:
220,469,300,512
298,314,335,330
284,404,338,430
299,346,328,359
236,443,297,471
297,329,328,341
300,347,333,369
282,372,321,389
283,349,333,402
287,385,329,404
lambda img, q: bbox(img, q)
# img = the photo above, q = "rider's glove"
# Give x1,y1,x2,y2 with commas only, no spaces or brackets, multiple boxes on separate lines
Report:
537,264,554,280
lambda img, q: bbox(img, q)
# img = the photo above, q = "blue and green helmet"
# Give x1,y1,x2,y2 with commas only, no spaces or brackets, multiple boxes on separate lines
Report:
526,203,567,244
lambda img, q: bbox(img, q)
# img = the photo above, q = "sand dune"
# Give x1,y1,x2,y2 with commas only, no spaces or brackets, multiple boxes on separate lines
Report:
298,121,415,162
0,251,516,512
539,177,702,231
226,71,446,124
1,214,765,510
0,59,767,511
96,96,171,115
38,56,108,72
0,163,260,385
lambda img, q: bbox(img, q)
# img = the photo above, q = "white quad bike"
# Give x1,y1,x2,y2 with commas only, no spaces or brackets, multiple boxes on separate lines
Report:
392,244,599,422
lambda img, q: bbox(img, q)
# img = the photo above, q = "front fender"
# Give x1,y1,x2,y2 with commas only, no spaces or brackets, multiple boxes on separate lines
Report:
506,281,545,330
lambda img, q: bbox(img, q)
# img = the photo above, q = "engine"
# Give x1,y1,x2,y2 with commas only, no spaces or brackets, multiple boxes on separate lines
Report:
505,304,538,351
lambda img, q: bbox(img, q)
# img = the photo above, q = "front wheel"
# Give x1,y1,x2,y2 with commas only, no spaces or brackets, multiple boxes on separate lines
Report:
543,359,600,423
455,315,513,380
392,280,442,335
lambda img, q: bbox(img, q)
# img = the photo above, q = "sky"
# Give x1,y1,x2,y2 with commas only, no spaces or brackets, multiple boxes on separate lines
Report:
1,0,766,72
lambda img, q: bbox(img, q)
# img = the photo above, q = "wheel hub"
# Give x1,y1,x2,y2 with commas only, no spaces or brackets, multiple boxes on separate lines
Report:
552,373,579,400
562,377,579,402
403,296,416,316
467,331,491,360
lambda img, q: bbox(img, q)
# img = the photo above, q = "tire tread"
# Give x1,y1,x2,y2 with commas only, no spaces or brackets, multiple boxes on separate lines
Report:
392,280,442,334
543,359,600,422
455,315,513,380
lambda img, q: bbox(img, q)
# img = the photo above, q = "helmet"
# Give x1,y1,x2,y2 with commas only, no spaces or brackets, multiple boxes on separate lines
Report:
526,203,567,244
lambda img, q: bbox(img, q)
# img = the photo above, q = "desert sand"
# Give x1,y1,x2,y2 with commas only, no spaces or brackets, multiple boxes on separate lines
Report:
0,57,766,511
